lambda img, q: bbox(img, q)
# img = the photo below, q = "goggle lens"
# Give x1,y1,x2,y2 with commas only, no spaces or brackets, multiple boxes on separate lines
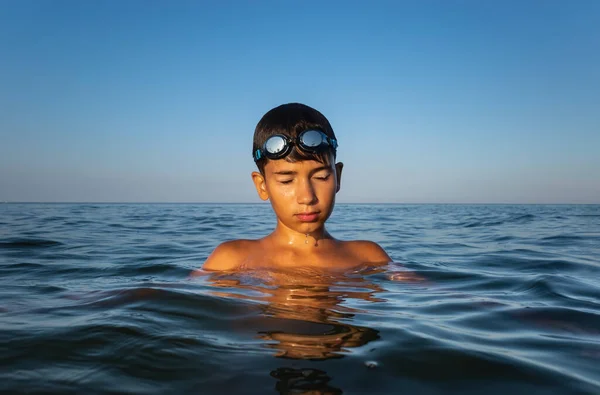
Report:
264,135,287,155
299,130,326,150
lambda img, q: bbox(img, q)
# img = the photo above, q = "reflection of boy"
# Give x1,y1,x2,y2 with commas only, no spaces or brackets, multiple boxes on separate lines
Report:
202,103,391,271
207,271,383,360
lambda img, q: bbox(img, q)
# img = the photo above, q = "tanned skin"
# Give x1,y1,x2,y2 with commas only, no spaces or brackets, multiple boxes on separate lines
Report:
199,156,391,272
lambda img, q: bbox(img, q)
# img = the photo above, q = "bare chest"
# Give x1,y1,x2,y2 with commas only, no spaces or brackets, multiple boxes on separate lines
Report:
240,244,361,270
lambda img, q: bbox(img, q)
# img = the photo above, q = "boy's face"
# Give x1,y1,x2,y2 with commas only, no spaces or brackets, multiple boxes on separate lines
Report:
252,156,343,235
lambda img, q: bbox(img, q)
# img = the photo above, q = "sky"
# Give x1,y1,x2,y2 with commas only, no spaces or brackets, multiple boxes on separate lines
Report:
1,0,599,203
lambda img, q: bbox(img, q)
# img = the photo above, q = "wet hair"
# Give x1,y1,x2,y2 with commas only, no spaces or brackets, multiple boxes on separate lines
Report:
253,103,338,174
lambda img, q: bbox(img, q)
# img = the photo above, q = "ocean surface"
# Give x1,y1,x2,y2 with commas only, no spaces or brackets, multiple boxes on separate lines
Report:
1,203,599,394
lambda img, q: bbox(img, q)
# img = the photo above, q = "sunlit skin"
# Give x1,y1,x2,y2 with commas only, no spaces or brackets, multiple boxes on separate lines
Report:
199,155,392,271
256,158,342,248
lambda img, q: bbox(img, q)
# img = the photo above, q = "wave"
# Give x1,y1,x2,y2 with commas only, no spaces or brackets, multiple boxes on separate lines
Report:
463,214,536,228
0,238,63,249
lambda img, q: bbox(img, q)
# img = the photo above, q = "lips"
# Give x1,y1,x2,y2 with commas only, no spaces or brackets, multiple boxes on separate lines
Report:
295,212,320,222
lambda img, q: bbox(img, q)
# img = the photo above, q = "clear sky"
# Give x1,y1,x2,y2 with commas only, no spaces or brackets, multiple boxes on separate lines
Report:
1,0,599,203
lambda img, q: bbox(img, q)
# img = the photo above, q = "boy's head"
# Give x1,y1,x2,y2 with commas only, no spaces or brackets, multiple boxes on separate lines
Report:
252,103,338,175
251,103,343,234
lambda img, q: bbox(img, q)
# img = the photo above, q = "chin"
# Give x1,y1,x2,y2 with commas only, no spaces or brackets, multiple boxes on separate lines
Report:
298,222,324,233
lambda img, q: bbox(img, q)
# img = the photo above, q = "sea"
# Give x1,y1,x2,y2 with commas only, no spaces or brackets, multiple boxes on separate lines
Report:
1,203,599,395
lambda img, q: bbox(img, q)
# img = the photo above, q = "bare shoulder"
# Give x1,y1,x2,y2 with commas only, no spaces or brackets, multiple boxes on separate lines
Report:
343,240,392,264
201,239,257,271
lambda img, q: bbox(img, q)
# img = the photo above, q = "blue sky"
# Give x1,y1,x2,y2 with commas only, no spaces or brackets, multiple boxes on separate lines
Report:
1,0,598,203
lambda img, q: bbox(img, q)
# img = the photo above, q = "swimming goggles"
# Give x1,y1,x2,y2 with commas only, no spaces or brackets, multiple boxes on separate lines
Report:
253,129,338,161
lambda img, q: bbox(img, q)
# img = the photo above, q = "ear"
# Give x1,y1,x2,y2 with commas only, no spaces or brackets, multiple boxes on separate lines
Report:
335,162,343,193
251,171,269,201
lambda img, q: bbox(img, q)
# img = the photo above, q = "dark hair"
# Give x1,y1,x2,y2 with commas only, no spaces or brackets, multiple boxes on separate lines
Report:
253,103,337,174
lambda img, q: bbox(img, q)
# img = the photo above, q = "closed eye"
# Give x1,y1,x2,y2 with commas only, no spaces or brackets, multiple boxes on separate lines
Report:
279,180,293,184
314,174,331,181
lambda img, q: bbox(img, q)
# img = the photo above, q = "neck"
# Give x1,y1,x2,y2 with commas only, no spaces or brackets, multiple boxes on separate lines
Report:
272,222,331,248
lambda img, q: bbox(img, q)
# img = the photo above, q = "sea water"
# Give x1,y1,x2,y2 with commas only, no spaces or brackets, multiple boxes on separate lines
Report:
1,203,599,394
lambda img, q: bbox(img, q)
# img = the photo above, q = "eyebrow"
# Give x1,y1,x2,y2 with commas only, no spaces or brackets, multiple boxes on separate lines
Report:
272,166,331,176
273,170,296,175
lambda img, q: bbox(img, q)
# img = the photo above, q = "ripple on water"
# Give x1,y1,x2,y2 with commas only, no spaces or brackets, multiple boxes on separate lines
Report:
0,238,64,249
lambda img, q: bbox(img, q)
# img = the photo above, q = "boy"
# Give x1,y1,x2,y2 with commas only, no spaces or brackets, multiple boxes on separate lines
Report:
202,103,391,271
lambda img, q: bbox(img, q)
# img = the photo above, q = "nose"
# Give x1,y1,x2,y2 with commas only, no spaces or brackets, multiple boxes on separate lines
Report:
296,178,318,205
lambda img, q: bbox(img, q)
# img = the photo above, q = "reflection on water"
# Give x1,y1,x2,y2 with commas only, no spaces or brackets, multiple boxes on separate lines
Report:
206,267,384,361
271,367,343,395
204,267,386,394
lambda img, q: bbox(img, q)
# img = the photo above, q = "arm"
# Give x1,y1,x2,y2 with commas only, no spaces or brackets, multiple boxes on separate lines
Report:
350,240,392,264
363,241,392,264
199,240,245,272
355,241,426,282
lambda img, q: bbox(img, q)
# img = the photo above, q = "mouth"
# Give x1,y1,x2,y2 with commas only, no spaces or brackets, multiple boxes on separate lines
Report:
295,211,320,222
